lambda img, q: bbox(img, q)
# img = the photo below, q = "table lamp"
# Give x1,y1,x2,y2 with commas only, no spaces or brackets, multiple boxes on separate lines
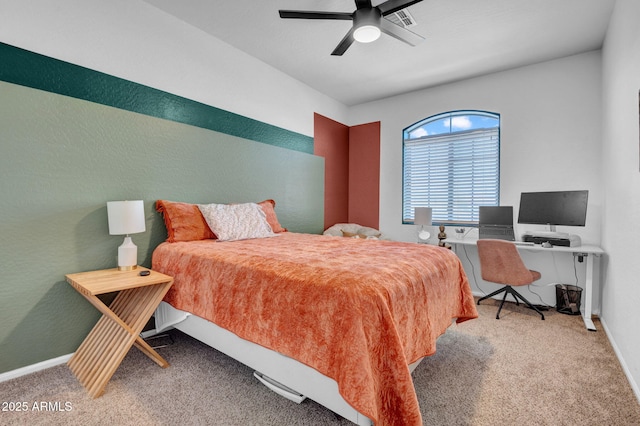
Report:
107,200,145,270
414,207,432,243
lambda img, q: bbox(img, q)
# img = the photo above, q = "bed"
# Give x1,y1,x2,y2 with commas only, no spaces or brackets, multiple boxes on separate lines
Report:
151,200,477,425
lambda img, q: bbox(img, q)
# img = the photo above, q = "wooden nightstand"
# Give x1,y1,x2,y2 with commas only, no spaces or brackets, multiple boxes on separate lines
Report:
65,268,173,398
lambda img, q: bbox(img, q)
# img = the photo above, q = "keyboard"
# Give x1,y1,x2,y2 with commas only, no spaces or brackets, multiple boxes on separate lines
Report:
479,225,515,241
488,228,508,234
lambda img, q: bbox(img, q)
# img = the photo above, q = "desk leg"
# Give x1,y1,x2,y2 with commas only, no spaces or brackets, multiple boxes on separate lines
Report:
583,254,597,331
68,282,172,397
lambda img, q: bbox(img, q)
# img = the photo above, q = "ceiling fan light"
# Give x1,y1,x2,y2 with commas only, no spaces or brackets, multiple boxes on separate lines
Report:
354,25,381,43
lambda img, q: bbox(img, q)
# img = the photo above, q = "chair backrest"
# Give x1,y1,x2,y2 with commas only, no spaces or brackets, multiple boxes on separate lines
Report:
477,239,538,286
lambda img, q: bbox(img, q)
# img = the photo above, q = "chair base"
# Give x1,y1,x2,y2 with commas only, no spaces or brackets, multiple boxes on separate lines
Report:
477,286,545,320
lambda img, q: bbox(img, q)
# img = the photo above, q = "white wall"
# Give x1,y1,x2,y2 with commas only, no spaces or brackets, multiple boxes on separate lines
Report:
601,0,640,400
0,0,348,137
349,51,603,308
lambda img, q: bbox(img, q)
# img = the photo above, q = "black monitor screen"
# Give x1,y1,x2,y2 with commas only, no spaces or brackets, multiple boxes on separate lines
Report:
517,190,588,227
479,206,513,226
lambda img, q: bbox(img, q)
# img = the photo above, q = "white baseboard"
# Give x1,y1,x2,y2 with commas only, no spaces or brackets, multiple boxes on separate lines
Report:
599,317,640,404
1,331,162,384
0,353,73,383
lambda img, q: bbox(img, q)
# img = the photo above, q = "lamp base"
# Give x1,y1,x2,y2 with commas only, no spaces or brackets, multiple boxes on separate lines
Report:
117,236,138,271
118,265,138,271
417,225,431,244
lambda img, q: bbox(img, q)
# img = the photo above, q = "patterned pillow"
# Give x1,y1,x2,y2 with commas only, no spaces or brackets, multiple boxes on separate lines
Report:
198,202,277,242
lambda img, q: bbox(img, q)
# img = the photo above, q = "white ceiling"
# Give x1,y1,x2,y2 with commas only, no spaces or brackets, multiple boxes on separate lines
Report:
144,0,615,106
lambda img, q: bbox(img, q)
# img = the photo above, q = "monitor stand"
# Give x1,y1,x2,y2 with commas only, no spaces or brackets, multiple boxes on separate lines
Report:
526,230,570,238
522,230,581,247
524,224,569,239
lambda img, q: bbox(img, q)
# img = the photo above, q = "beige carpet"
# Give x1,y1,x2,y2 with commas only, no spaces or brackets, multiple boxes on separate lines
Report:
2,299,639,425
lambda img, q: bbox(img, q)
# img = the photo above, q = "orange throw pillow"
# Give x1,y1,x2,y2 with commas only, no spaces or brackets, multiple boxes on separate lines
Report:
156,200,217,242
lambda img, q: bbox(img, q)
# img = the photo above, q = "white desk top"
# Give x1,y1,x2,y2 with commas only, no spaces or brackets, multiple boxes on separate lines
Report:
444,236,603,331
444,237,604,255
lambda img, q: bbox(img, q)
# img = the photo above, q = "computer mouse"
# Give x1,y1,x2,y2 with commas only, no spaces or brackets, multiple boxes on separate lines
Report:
541,242,552,248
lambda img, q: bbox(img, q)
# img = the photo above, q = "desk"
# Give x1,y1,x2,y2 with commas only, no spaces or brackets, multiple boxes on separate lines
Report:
444,238,604,331
66,268,174,398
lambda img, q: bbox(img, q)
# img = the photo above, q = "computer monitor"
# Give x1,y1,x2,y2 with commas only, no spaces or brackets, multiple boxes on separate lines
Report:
517,190,588,231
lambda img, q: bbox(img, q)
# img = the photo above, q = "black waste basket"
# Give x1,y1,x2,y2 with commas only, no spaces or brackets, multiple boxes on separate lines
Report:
555,284,583,315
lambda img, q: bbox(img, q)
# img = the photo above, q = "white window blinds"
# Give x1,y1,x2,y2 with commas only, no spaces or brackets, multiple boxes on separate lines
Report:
403,126,500,224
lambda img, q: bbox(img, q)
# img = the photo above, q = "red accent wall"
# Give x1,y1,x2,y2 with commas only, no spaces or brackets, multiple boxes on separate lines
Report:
314,113,380,230
349,122,380,230
314,113,349,230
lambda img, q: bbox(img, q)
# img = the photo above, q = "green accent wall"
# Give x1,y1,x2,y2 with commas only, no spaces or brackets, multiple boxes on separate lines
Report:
0,42,313,154
0,48,324,374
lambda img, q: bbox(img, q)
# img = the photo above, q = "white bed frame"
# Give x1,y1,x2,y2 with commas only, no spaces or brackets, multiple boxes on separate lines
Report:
153,302,424,425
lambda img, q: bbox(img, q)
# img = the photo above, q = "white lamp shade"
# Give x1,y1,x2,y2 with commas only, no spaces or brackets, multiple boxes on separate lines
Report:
107,200,145,235
414,207,432,226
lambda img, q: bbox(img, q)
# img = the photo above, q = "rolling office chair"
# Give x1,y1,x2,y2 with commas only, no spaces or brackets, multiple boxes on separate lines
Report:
476,239,545,320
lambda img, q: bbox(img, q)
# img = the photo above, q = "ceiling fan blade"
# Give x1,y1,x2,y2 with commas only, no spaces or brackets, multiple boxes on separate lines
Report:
331,27,356,56
379,18,424,46
279,10,353,20
377,0,424,16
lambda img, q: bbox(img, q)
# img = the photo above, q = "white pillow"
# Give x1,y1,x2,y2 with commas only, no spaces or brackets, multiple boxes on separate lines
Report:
198,202,277,242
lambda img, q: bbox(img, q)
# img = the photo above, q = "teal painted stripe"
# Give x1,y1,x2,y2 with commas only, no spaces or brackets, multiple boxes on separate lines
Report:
0,42,313,154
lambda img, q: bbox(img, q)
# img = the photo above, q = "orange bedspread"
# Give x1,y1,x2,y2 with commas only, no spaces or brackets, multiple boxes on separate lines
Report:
152,232,477,425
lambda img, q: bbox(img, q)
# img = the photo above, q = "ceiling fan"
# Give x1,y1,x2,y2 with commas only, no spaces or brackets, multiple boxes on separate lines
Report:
279,0,425,56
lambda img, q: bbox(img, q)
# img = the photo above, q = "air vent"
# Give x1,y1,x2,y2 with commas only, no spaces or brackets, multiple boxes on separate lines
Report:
384,8,417,28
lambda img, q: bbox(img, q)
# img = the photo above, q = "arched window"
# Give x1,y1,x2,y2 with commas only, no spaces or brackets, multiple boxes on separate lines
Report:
403,110,500,225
